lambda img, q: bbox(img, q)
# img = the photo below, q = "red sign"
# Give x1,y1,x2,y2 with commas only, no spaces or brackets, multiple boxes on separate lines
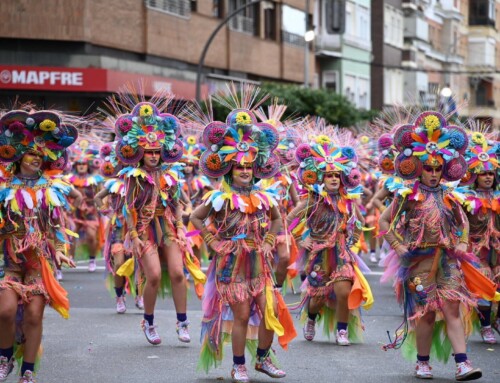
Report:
0,65,207,99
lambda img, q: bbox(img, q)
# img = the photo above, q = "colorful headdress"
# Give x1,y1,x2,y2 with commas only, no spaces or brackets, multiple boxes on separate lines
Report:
181,134,202,166
70,139,99,165
295,129,361,189
460,127,499,185
114,102,182,164
377,133,397,174
99,141,122,177
0,110,78,170
199,108,280,179
393,111,468,181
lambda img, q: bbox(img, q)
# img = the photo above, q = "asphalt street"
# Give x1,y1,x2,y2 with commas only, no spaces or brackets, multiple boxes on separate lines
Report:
13,259,500,383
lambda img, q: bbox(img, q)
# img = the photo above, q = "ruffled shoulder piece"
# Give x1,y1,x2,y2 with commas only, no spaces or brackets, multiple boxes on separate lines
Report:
0,171,72,214
66,173,105,187
104,178,125,196
462,189,500,215
305,183,362,203
392,181,425,202
118,166,154,184
202,179,280,213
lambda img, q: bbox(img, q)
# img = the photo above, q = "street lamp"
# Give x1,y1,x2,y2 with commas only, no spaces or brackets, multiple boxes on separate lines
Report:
304,30,315,42
440,87,452,98
304,0,314,88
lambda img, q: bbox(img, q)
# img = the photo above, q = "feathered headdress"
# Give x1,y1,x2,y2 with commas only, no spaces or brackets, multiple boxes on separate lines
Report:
295,122,361,189
393,111,468,181
0,109,78,170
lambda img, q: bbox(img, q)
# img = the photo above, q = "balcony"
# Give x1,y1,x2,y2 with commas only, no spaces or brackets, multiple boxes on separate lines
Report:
468,37,496,68
404,13,428,42
469,0,496,27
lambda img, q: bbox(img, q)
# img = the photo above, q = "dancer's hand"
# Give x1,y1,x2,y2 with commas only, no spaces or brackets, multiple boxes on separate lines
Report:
262,242,273,259
456,242,468,254
132,237,144,257
177,228,187,246
55,251,76,268
299,237,313,250
394,244,409,257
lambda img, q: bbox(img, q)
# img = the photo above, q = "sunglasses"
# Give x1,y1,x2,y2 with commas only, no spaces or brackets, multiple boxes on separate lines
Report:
422,165,442,172
479,171,495,177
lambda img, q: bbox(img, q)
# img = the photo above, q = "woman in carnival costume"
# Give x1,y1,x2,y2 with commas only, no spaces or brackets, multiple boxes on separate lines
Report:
113,96,202,345
190,89,296,383
379,111,500,381
66,139,105,272
94,140,138,313
286,127,373,346
254,102,301,293
458,127,500,344
178,132,213,263
0,109,79,383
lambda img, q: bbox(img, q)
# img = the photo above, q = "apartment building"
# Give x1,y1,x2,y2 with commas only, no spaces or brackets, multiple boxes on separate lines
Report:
314,0,372,110
0,0,314,113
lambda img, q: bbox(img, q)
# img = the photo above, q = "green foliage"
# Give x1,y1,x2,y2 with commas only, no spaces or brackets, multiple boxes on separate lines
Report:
208,82,378,127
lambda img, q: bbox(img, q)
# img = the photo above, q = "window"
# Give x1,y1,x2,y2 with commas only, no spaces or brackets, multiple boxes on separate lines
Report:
281,5,307,47
323,71,338,92
146,0,192,17
469,0,496,26
263,2,277,40
229,0,256,35
213,0,223,18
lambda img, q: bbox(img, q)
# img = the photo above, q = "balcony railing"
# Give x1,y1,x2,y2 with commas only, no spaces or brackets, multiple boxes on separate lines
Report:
146,0,192,18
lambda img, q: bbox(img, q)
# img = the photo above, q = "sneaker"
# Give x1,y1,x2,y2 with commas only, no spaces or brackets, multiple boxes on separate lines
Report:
336,329,350,346
303,318,316,341
176,320,191,343
455,360,482,381
255,356,286,378
369,252,378,263
56,269,63,281
0,356,14,382
135,295,144,310
492,317,500,335
116,296,126,314
415,361,433,379
88,259,96,273
231,364,249,383
140,319,161,345
18,370,35,383
480,326,497,344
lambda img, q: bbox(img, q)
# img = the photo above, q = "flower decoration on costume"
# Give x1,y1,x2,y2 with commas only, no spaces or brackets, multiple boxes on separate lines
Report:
377,133,398,175
393,111,468,181
295,130,361,189
0,110,78,165
200,108,280,179
114,102,182,164
460,129,499,185
99,141,122,177
181,135,202,165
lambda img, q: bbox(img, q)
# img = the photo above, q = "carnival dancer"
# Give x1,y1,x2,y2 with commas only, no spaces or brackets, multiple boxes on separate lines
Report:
286,128,373,346
0,109,79,383
113,97,200,345
66,139,105,272
379,111,500,381
190,88,296,383
254,102,301,293
459,127,500,344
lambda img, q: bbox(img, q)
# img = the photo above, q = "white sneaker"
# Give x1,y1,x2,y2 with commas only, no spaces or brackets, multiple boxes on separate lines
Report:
480,326,497,344
455,360,482,381
303,318,316,341
369,252,378,263
255,356,286,378
231,364,250,383
176,320,191,343
88,259,97,272
135,295,144,310
116,296,126,314
18,370,35,383
0,356,14,382
336,329,350,346
140,319,161,345
415,361,433,379
56,269,63,281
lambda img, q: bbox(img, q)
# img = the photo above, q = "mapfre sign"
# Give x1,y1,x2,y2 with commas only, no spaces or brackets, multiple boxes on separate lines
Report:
0,65,208,99
0,65,106,91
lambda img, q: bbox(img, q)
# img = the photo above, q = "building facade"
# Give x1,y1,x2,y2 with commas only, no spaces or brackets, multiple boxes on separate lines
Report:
314,0,372,110
0,0,314,112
